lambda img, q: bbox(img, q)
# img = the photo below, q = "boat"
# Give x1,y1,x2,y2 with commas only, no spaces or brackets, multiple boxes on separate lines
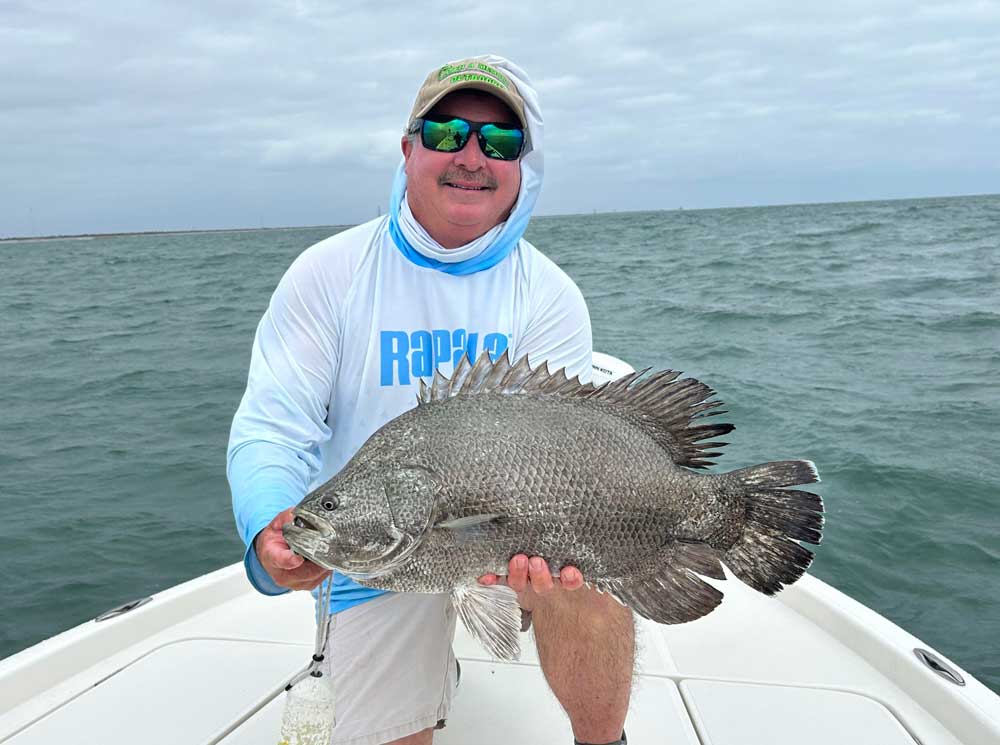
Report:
1,353,998,744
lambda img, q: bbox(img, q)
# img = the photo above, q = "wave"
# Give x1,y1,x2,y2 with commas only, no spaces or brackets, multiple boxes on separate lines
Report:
795,221,885,239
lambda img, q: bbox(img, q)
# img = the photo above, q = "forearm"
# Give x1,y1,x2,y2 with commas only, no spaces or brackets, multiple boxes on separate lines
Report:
229,440,314,542
228,439,315,594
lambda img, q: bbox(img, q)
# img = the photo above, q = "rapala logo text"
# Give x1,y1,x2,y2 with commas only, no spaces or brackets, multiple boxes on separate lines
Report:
380,329,509,386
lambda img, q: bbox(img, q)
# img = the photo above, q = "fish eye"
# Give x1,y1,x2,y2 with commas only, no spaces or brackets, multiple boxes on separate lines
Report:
321,496,339,511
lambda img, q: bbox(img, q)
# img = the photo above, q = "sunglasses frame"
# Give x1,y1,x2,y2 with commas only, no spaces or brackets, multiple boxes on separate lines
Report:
411,115,526,161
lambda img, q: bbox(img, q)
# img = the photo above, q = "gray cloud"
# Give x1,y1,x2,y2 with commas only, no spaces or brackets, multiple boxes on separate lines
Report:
1,0,997,236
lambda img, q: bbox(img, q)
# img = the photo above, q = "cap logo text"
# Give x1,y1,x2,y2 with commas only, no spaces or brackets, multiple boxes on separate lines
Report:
438,62,511,88
447,72,507,90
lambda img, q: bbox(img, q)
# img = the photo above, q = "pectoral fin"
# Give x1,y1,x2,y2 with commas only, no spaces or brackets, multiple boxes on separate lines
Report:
436,514,503,530
452,584,522,661
434,514,503,544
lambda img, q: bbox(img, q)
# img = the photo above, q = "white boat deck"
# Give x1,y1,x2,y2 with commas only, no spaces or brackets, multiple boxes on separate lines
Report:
1,563,997,744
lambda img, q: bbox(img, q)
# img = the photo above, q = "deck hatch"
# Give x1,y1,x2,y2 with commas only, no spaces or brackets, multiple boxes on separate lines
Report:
681,679,918,744
4,638,305,745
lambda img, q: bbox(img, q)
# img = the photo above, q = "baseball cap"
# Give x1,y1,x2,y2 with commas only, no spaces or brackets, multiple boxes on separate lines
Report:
407,57,528,129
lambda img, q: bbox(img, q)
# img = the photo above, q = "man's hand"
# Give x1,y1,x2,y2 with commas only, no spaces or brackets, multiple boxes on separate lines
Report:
254,507,330,591
478,554,585,612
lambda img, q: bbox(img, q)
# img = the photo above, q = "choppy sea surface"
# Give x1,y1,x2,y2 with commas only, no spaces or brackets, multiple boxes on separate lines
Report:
1,195,998,692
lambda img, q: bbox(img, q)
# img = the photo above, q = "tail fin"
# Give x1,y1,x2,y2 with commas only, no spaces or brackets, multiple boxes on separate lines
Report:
723,460,823,595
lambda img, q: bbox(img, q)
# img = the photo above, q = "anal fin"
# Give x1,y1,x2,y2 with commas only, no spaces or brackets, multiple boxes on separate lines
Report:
596,543,724,624
452,584,523,661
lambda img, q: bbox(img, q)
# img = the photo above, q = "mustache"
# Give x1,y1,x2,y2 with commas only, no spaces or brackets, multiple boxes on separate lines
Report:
439,169,497,189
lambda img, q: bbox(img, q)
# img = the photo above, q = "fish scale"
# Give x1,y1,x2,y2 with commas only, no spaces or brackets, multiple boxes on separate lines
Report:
284,352,823,660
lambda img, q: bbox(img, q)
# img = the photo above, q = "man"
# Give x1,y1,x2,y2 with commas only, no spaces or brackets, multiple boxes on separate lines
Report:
228,55,633,745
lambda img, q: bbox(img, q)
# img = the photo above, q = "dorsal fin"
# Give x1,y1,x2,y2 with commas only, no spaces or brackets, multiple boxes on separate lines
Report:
416,352,732,468
587,370,733,467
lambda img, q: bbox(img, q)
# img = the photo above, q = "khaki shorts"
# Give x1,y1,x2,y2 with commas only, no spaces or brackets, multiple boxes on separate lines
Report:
322,592,459,745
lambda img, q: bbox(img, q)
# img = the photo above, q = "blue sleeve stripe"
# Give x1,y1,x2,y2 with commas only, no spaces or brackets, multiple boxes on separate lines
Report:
244,541,290,596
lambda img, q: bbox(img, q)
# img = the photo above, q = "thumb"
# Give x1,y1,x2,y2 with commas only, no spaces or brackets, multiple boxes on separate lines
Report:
261,508,303,570
262,532,304,570
270,507,296,531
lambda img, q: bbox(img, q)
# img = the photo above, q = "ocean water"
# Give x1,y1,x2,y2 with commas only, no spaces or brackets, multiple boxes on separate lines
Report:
1,195,998,693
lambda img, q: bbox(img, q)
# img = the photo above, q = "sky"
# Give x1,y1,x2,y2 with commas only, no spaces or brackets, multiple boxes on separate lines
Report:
2,0,998,237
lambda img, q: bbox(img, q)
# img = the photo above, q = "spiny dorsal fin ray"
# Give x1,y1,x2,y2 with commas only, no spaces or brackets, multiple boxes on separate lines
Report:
422,351,733,468
539,366,570,394
450,352,474,396
430,370,450,402
482,348,512,391
522,360,555,394
499,353,534,393
418,369,458,405
460,351,496,395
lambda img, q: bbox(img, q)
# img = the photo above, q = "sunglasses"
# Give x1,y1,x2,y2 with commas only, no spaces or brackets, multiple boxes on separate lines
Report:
412,116,525,161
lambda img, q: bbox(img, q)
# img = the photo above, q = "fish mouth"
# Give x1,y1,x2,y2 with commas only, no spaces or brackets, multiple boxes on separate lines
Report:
292,513,321,533
282,514,337,570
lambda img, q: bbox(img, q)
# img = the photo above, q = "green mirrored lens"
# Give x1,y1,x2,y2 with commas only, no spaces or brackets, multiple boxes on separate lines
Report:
479,124,524,160
422,119,470,152
420,118,524,160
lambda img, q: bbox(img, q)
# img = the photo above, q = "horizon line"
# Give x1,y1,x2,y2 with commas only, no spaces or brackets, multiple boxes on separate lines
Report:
2,190,996,243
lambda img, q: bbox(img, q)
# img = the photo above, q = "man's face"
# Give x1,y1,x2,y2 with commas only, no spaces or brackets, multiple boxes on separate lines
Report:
402,90,522,249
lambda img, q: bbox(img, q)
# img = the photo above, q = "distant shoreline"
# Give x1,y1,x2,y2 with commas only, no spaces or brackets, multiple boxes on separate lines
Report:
2,192,996,243
0,224,348,244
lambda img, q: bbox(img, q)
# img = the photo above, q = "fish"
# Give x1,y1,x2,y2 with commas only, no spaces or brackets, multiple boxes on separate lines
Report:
282,352,823,660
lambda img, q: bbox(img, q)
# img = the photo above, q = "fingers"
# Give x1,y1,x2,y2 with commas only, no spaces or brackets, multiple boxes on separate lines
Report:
256,507,331,591
483,555,586,595
270,560,331,590
507,554,530,593
560,565,584,591
528,556,554,593
269,543,305,571
261,557,330,590
255,507,322,585
270,507,295,530
258,520,304,571
511,555,556,594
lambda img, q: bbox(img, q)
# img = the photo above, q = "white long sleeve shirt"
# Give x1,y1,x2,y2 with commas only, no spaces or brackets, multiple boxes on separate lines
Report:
227,215,592,612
